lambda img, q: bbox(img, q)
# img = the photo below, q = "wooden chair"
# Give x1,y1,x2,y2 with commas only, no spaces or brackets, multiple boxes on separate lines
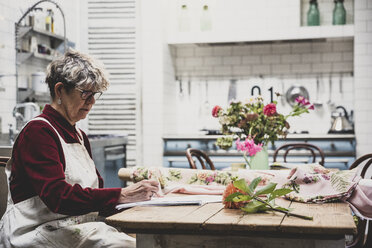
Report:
273,143,325,166
0,157,10,219
186,148,216,170
346,154,372,248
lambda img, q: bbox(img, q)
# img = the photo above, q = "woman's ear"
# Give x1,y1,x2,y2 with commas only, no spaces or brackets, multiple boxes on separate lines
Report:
54,82,64,98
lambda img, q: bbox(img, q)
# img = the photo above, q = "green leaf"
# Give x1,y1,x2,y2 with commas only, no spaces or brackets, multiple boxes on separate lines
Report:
254,182,277,196
271,188,293,199
235,194,253,202
234,179,251,194
224,192,243,202
248,177,262,193
241,200,265,213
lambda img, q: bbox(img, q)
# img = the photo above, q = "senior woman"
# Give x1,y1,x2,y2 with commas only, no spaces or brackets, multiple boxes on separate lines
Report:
0,49,158,247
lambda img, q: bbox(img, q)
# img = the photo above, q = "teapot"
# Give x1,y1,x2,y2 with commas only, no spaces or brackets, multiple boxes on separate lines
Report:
328,106,354,134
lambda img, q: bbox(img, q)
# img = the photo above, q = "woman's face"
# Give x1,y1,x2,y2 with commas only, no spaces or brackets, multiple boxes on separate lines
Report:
57,84,101,125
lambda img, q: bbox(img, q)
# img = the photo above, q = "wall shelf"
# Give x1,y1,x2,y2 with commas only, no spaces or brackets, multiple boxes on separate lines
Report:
167,25,354,45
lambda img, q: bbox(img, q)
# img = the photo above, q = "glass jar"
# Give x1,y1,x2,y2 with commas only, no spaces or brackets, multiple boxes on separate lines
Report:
200,5,212,31
178,5,190,32
307,0,320,26
333,0,346,25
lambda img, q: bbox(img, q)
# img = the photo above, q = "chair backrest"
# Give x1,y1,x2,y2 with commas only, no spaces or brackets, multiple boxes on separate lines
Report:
348,153,372,179
346,154,372,248
186,148,216,170
273,143,325,166
0,157,10,219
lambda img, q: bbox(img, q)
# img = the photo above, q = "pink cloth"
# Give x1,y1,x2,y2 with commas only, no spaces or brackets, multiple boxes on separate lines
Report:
345,179,372,220
164,184,226,195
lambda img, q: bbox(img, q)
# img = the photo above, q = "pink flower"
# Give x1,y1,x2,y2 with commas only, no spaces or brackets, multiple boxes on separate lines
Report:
308,104,314,110
263,103,277,116
295,96,310,106
206,176,215,183
212,105,222,118
235,138,263,156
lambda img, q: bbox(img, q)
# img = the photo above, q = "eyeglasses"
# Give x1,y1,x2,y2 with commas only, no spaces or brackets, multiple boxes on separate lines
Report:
75,88,102,101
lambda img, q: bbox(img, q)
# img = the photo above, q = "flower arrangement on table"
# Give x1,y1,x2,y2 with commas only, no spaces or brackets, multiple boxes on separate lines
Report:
212,96,314,169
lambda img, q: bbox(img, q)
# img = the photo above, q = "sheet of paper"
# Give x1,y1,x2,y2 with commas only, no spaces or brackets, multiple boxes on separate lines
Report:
116,195,222,210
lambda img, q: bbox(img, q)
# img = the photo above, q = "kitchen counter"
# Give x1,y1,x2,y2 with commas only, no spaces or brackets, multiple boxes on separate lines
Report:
163,133,355,141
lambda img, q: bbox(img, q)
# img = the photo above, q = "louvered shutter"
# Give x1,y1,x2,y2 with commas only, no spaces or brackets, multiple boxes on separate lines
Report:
86,0,139,167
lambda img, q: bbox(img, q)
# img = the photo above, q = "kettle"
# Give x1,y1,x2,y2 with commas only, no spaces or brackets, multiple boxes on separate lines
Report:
328,106,354,134
13,102,41,131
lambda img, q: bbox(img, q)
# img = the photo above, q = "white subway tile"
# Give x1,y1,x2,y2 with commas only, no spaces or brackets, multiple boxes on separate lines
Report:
312,63,333,73
342,52,354,61
262,55,280,64
252,64,271,74
232,45,252,56
213,47,232,56
302,53,321,63
355,32,372,44
242,55,261,64
251,44,272,55
203,57,222,66
333,41,354,52
312,42,333,53
184,57,203,67
291,43,311,53
232,65,251,75
322,53,343,62
291,63,311,73
177,47,194,57
272,64,291,74
281,54,301,63
194,47,214,56
272,44,291,54
213,65,232,75
222,56,241,65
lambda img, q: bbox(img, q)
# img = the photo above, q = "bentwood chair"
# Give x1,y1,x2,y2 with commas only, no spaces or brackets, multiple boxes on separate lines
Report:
186,148,216,170
0,156,10,219
273,143,325,166
346,154,372,248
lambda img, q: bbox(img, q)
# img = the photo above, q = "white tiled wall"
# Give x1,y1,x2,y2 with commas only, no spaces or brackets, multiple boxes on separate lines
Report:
166,39,354,135
0,0,81,134
354,0,372,157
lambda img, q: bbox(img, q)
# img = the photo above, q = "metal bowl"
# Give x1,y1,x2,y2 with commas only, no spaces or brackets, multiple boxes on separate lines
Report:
285,85,309,106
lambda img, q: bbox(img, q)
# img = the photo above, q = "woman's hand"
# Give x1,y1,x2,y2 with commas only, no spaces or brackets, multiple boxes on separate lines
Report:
118,180,160,204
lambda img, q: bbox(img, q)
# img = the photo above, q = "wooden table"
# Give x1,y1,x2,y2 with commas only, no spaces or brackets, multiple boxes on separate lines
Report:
106,197,357,248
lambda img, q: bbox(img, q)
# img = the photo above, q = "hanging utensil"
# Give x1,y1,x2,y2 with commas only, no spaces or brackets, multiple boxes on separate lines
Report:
280,78,286,106
327,75,334,107
339,73,343,97
285,85,309,106
314,76,323,107
188,79,191,96
227,79,237,102
178,78,184,98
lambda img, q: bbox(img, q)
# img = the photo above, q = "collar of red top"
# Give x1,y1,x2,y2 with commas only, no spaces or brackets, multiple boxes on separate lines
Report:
40,104,83,142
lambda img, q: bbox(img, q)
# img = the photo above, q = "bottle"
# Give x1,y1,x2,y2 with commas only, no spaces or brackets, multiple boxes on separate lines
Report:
307,0,320,26
34,8,44,30
333,0,346,25
178,5,190,32
45,9,54,32
200,5,212,31
28,10,35,27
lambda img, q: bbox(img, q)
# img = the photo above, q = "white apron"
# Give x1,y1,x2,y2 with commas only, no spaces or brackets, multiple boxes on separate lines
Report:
0,117,135,248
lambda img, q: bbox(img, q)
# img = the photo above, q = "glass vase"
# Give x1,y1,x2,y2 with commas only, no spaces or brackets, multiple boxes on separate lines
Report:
249,146,269,170
307,1,320,26
333,0,346,25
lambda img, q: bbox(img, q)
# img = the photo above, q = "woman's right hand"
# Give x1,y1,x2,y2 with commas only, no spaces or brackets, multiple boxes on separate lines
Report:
118,180,160,204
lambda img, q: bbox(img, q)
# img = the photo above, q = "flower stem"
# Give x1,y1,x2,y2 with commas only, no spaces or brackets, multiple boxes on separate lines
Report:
253,196,313,221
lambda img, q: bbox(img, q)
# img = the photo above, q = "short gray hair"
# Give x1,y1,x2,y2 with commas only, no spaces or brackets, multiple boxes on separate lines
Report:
46,49,109,99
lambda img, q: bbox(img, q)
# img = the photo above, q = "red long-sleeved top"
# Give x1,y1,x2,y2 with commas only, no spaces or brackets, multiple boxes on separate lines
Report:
9,104,121,216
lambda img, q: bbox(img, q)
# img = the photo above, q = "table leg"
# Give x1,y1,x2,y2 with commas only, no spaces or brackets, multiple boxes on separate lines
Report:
136,233,345,248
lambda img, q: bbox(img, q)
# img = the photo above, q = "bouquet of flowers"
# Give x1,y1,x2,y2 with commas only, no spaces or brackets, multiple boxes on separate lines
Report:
212,96,314,162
